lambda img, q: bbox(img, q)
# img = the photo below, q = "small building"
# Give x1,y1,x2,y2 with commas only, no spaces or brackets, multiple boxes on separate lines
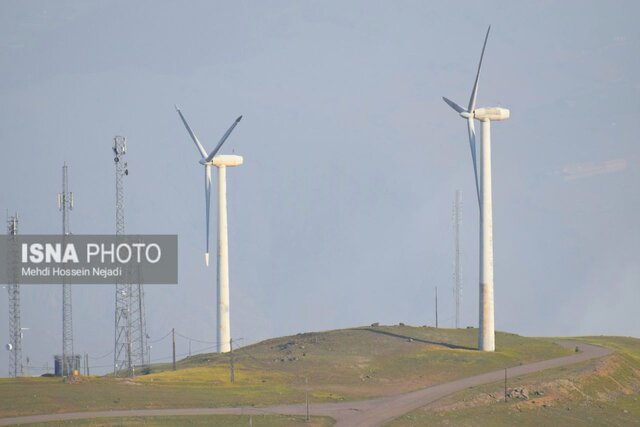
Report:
53,355,81,376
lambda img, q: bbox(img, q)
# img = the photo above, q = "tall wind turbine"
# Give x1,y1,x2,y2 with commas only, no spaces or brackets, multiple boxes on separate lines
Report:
176,106,243,353
443,26,510,352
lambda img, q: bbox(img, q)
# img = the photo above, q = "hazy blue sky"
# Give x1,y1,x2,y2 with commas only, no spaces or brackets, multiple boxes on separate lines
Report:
1,1,638,375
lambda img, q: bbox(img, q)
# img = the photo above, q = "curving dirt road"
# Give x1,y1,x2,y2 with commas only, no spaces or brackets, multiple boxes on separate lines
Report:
0,341,612,427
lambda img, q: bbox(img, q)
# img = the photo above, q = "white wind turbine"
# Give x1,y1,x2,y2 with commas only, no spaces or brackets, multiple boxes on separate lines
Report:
443,26,510,352
176,106,243,353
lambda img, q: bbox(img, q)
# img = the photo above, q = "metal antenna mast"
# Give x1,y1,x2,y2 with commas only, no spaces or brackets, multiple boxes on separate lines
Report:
112,136,147,376
7,214,22,377
453,190,463,328
58,163,75,375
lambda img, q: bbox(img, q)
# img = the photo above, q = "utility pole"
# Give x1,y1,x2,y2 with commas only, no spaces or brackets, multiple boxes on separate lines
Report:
504,368,507,402
229,338,235,383
305,377,310,422
59,164,75,377
172,328,176,371
435,286,439,328
6,214,22,377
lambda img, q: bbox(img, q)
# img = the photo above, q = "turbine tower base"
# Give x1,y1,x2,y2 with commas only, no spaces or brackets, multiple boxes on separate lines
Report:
479,282,495,351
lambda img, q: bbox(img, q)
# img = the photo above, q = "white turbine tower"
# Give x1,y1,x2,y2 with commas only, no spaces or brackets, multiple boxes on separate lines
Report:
176,106,243,353
443,26,510,352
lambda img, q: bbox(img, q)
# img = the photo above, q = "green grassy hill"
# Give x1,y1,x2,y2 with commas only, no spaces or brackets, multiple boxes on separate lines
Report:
388,336,640,426
1,324,638,427
0,325,571,417
142,325,573,399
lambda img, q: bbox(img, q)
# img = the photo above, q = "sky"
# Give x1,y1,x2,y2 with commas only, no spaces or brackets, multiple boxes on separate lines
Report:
0,0,638,376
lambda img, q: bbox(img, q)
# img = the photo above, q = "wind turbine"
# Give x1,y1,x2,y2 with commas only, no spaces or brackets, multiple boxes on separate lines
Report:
442,26,509,352
176,106,243,353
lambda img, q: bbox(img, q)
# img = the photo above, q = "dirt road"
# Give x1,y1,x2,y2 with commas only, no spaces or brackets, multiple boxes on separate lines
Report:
0,341,611,426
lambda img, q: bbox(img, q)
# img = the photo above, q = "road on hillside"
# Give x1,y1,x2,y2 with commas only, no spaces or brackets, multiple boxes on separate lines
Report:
0,342,612,427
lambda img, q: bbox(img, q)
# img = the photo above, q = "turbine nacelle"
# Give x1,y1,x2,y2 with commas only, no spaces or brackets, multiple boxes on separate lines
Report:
457,107,510,122
208,154,244,167
473,107,510,122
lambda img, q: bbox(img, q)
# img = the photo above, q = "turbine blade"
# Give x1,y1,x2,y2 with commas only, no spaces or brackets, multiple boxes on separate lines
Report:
205,115,243,163
204,164,212,266
468,25,491,112
467,118,481,207
443,97,466,114
176,105,208,159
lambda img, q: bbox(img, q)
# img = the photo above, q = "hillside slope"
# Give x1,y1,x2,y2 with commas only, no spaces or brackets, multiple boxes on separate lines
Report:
388,336,640,426
141,325,573,400
0,324,616,420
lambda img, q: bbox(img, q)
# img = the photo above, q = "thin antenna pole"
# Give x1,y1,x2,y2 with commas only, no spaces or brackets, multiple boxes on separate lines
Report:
7,214,22,377
172,328,176,371
60,164,74,376
229,338,235,383
435,286,439,328
453,190,462,328
112,140,129,377
113,136,147,377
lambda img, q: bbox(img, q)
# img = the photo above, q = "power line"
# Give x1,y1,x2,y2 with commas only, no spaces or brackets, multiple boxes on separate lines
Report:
148,330,173,343
174,331,219,344
88,349,114,360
